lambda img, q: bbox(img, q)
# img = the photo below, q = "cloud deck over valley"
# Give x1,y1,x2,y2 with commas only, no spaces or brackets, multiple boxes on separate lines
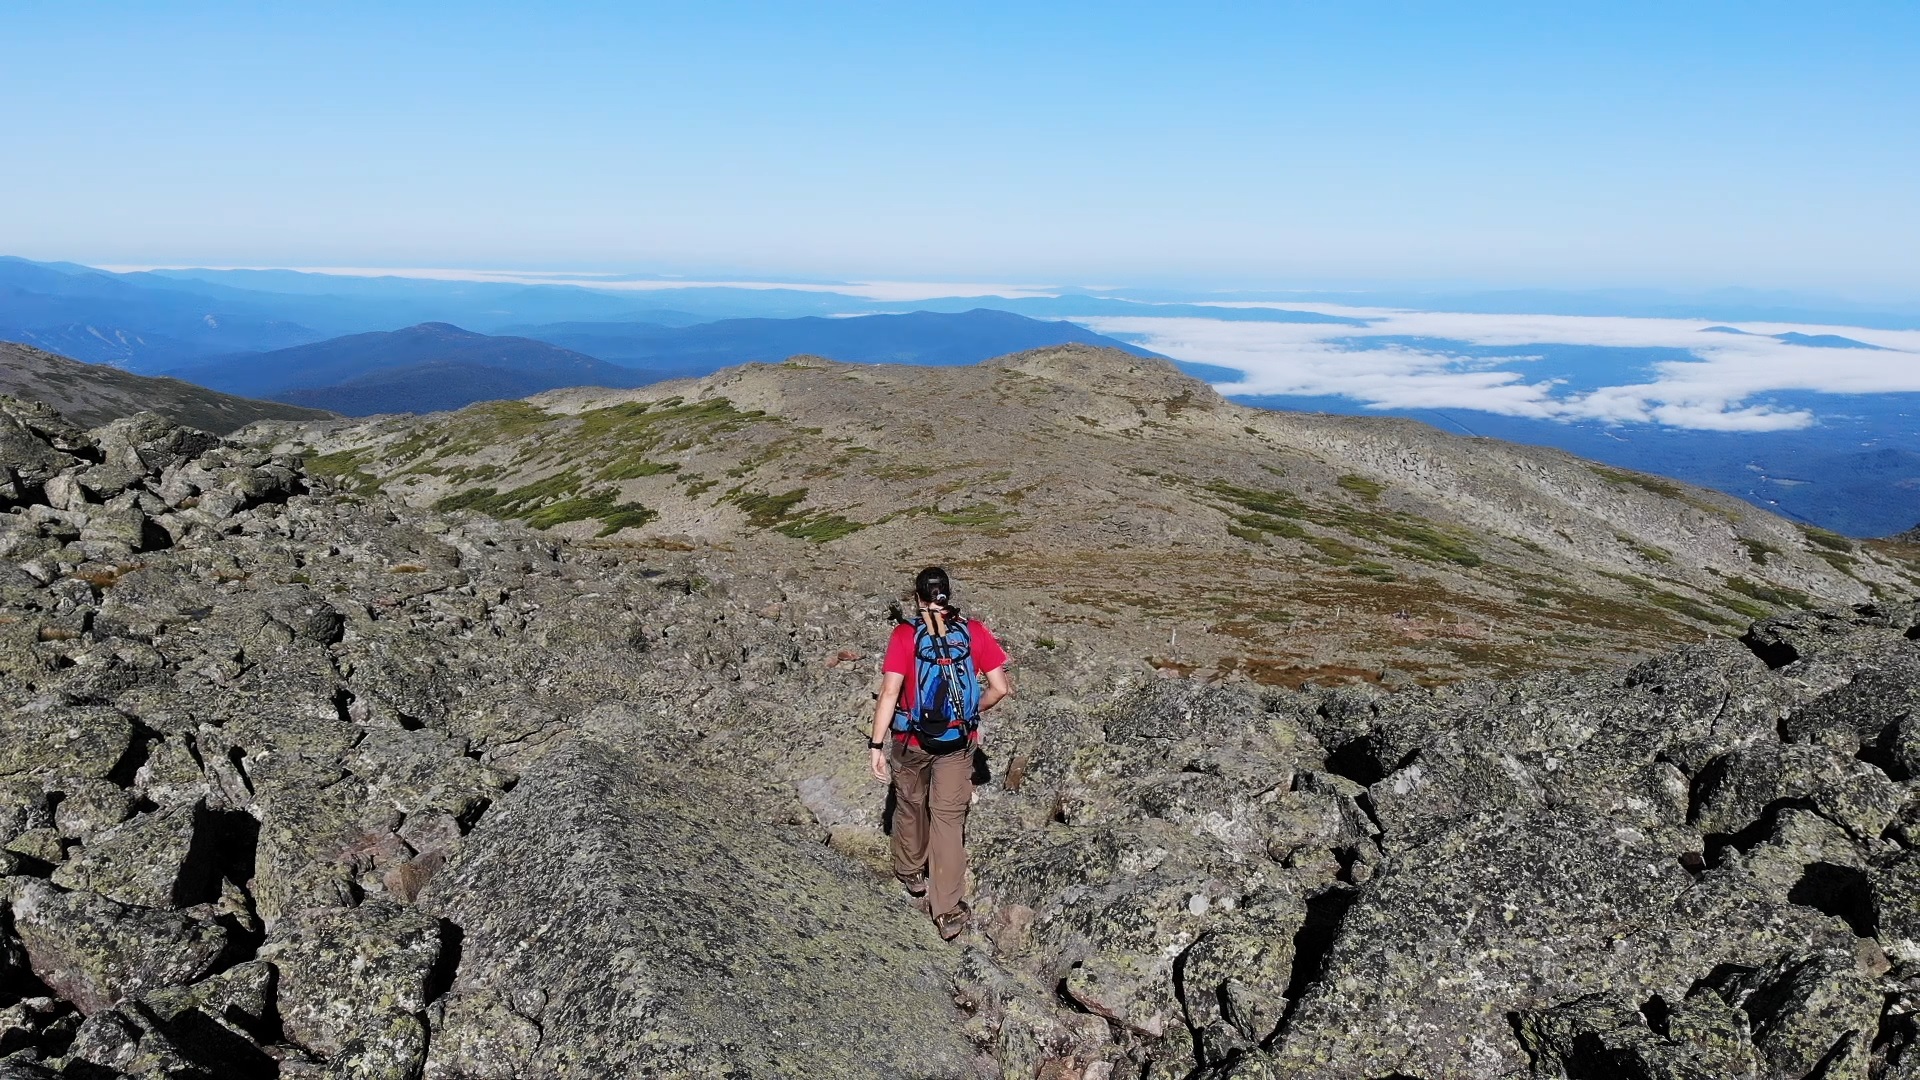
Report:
1084,308,1920,432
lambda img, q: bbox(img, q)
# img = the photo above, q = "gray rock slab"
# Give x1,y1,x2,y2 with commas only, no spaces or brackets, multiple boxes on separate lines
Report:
265,900,442,1059
6,878,228,1016
51,801,210,909
0,705,133,781
423,735,976,1079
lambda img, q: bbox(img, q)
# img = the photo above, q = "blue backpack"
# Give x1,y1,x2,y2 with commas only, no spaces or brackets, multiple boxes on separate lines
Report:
895,615,982,753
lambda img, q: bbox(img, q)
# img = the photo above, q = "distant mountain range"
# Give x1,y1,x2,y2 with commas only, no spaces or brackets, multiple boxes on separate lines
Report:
2,255,1914,534
153,310,1157,416
1700,325,1886,349
504,308,1165,376
165,323,646,414
0,341,329,432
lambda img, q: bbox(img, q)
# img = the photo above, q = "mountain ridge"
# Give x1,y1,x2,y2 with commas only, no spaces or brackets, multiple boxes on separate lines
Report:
0,340,331,433
258,343,1920,686
164,322,643,412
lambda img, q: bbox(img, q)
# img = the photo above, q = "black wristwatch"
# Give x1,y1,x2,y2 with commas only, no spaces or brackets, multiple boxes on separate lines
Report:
868,738,886,750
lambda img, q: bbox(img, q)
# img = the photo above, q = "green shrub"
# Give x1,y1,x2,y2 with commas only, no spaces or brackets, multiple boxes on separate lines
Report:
1336,474,1384,500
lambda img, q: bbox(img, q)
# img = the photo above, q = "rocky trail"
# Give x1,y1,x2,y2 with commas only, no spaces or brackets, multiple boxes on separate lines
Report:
3,393,1920,1078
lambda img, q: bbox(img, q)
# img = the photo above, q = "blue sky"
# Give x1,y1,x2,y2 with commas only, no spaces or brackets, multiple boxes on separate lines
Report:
3,2,1916,292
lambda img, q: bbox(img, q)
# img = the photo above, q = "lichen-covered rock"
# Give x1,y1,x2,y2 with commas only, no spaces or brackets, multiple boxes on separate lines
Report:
51,801,211,909
423,731,977,1079
1514,991,1762,1079
1709,949,1882,1080
60,1005,201,1079
1876,854,1920,963
265,900,442,1059
50,778,136,841
419,991,543,1080
0,704,133,781
134,960,277,1075
251,773,388,928
1177,898,1305,1045
322,1008,428,1080
6,878,228,1015
1269,802,1855,1078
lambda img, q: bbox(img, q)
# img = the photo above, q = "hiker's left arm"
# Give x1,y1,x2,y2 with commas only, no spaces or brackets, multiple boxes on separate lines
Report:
979,666,1012,713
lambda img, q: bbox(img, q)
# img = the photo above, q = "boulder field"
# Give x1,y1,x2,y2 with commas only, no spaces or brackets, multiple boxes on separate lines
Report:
2,394,1919,1078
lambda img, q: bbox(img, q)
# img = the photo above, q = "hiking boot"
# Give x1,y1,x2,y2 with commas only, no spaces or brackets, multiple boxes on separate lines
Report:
897,875,927,899
934,903,969,942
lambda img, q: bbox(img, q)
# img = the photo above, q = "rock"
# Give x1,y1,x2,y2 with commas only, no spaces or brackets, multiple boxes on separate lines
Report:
79,505,150,550
1176,899,1305,1044
1514,991,1761,1079
265,900,442,1058
50,778,137,841
0,997,65,1060
1269,803,1853,1078
4,828,64,867
51,801,213,909
421,991,543,1079
6,878,228,1015
0,705,134,781
61,1005,201,1079
346,727,492,821
135,959,277,1074
322,1009,428,1080
423,733,976,1079
0,403,81,496
1709,950,1881,1080
41,472,87,513
1690,743,1887,839
91,413,219,476
1875,854,1920,963
251,773,393,928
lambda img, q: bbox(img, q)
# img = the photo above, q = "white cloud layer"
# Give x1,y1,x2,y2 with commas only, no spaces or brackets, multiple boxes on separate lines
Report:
1081,308,1920,432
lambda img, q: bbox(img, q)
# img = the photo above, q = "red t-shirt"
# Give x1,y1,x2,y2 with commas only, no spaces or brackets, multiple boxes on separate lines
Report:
884,617,1008,720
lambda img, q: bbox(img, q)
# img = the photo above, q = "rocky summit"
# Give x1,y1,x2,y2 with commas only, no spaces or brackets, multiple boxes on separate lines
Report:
2,386,1920,1078
262,345,1920,687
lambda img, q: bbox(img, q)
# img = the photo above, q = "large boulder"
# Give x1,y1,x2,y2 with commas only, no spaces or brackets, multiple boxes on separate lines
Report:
421,731,977,1079
51,801,214,909
6,878,228,1015
265,900,443,1059
0,704,134,781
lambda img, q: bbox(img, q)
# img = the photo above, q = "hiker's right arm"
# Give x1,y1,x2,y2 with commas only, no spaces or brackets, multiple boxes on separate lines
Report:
869,671,904,782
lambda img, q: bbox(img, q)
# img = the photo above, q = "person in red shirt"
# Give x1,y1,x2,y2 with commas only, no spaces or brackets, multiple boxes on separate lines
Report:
867,566,1011,940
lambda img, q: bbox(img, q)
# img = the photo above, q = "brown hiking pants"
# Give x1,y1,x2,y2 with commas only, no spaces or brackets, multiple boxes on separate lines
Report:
888,739,973,919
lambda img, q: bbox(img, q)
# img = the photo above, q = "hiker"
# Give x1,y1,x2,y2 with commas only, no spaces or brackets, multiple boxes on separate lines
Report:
868,566,1011,940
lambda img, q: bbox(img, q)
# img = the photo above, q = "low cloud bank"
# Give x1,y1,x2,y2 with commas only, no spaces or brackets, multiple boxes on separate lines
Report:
1081,309,1920,432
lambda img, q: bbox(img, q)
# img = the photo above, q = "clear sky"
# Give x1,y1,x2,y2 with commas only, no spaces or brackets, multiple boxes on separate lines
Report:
3,2,1916,292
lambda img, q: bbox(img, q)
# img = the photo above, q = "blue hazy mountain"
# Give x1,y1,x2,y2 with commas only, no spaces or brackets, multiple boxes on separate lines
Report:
0,257,323,366
273,360,644,416
1771,331,1887,350
160,310,1159,416
138,267,720,331
166,323,646,414
1701,326,1887,349
506,308,1166,376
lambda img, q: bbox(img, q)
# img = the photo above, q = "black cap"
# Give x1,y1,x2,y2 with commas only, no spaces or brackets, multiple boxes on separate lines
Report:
914,566,951,605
